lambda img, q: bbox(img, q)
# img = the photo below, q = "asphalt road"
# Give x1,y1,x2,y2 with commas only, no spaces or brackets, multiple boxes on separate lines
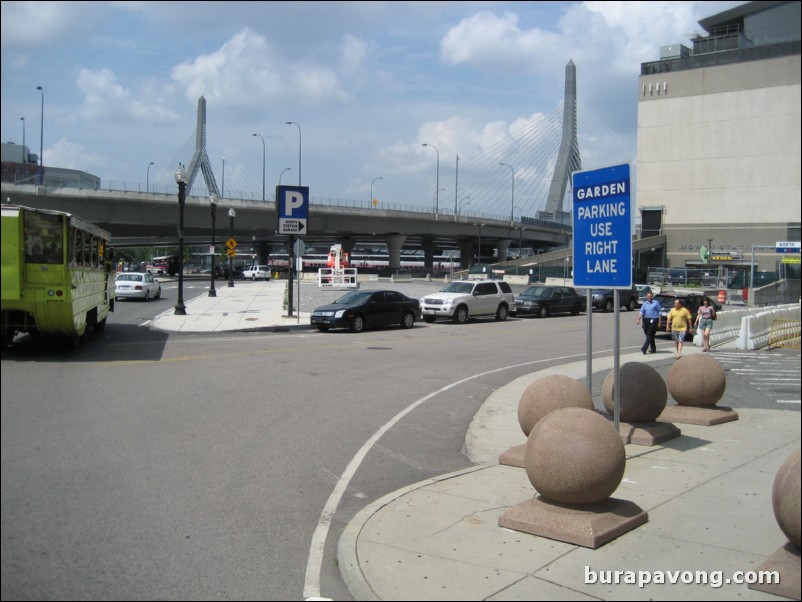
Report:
2,282,798,600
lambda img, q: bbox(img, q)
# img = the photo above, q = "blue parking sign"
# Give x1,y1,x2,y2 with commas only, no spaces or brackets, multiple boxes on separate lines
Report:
277,185,309,235
572,164,632,288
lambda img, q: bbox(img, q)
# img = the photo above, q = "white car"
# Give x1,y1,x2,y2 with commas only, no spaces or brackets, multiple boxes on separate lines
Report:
420,279,515,324
115,272,161,301
241,265,272,281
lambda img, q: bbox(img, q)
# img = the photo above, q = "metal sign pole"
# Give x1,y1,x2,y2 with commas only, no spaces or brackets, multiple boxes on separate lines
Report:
613,290,620,430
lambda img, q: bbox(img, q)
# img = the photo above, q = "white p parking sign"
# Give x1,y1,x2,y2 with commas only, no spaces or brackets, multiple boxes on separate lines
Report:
276,186,309,235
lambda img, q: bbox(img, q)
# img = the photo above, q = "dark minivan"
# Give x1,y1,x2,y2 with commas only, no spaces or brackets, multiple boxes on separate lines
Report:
515,285,586,318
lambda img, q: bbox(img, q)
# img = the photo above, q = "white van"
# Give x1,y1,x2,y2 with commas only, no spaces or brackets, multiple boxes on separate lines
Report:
241,265,272,280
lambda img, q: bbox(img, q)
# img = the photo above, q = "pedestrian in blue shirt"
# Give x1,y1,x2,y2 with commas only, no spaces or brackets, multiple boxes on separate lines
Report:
636,291,662,354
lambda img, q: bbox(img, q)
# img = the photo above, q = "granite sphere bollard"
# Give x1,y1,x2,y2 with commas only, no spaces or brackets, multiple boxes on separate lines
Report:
518,374,594,437
602,362,668,422
772,448,801,551
667,354,726,407
525,407,625,505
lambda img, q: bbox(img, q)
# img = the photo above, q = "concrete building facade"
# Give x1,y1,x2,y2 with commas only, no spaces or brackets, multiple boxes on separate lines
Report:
637,0,800,277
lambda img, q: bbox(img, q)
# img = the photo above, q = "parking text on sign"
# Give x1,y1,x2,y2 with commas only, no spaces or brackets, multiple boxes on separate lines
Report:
572,164,631,288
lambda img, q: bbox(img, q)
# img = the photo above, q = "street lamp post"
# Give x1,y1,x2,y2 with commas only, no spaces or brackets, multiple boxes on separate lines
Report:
459,196,471,216
146,161,154,194
20,117,25,163
432,188,444,208
422,143,440,214
252,133,265,201
286,122,301,185
500,162,515,224
174,165,188,315
454,153,459,216
209,193,218,297
370,176,383,208
36,86,43,184
279,167,291,186
222,157,225,197
228,208,236,287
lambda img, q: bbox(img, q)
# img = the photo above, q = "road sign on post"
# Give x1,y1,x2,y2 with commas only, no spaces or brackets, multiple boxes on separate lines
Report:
277,185,309,235
572,163,632,288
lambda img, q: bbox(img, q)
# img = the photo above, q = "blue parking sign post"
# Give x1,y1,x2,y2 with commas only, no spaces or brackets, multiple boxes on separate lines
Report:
277,185,310,318
572,163,632,430
572,163,632,288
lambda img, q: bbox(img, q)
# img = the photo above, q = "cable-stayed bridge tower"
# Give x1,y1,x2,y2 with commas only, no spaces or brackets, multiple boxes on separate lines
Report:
542,60,581,217
186,96,220,197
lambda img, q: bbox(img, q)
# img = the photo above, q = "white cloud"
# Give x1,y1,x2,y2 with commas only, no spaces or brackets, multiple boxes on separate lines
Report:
45,138,106,173
171,28,349,108
76,68,179,123
0,1,107,47
440,11,563,74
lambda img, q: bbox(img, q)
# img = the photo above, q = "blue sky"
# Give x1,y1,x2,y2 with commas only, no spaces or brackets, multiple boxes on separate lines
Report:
1,1,745,216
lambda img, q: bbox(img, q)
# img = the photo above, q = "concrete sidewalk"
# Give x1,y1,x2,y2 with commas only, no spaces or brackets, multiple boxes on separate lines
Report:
148,281,800,600
149,280,311,333
337,350,801,601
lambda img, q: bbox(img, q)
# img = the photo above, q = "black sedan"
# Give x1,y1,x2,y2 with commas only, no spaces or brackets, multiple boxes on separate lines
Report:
515,285,585,318
310,290,421,333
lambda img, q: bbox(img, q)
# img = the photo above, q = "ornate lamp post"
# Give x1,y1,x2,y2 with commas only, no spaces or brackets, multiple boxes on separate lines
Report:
209,193,218,297
174,165,188,315
228,208,236,287
20,117,25,163
36,85,44,184
422,142,440,214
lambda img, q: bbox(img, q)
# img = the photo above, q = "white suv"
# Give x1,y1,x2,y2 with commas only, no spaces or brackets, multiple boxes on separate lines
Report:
420,279,515,324
241,265,272,280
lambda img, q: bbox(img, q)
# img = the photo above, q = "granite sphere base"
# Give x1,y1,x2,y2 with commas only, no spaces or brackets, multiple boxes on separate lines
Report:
525,407,625,505
517,374,593,436
602,362,668,422
667,354,726,407
773,448,801,551
500,374,592,468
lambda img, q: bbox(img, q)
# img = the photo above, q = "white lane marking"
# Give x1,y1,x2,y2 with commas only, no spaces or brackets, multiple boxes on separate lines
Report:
302,352,585,600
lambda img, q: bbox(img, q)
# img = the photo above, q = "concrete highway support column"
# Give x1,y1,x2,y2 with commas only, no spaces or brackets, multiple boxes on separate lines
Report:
496,239,511,264
385,234,406,272
336,238,356,257
458,240,474,269
256,242,270,264
421,238,437,270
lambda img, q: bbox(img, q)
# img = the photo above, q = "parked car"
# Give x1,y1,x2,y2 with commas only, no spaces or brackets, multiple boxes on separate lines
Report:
311,290,421,333
655,292,722,331
515,285,586,318
115,272,161,301
420,279,515,324
589,286,639,312
241,265,272,280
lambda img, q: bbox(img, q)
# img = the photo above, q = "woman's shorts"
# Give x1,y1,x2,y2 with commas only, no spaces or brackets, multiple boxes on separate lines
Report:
699,318,713,331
